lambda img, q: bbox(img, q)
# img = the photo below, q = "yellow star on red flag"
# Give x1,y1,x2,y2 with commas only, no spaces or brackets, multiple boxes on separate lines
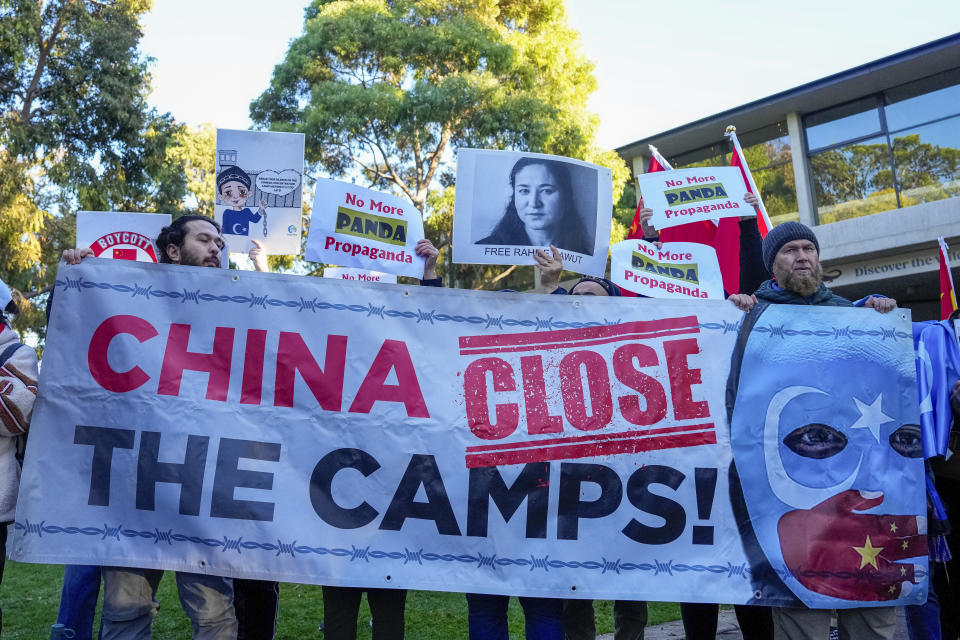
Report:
853,536,883,570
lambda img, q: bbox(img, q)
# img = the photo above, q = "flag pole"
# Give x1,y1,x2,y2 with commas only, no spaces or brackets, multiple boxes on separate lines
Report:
648,145,674,171
725,126,773,235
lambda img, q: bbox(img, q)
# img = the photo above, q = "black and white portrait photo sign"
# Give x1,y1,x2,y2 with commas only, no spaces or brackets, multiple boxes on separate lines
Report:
452,149,613,277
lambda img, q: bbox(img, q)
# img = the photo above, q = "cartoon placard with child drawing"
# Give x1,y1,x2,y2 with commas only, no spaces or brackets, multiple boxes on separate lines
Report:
215,129,305,255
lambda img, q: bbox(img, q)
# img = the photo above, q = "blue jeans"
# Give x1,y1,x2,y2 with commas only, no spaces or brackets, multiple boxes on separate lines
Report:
466,594,563,640
100,567,236,640
906,587,941,640
56,565,102,640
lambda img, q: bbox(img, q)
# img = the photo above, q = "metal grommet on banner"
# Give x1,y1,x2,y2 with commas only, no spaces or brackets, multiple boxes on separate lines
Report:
232,274,239,282
386,575,392,582
403,290,409,296
570,585,577,592
754,590,762,599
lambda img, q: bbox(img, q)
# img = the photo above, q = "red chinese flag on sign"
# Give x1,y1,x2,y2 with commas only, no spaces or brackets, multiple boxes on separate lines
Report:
112,248,137,261
939,237,958,320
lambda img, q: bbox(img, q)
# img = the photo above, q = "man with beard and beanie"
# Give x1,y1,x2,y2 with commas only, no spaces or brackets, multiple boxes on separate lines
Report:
728,221,896,313
727,221,902,640
61,215,240,640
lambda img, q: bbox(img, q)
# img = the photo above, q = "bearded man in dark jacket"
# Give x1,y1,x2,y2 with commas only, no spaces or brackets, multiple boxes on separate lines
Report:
728,222,900,640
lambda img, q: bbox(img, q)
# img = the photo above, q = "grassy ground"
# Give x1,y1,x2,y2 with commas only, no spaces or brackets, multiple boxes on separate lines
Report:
2,561,681,638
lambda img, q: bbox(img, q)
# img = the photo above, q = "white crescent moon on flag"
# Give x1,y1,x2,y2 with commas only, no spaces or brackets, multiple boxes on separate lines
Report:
763,385,861,509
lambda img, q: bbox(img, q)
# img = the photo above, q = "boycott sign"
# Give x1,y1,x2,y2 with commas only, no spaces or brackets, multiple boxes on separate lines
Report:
637,167,750,230
324,267,397,284
14,259,925,609
611,240,724,299
307,179,425,279
76,211,171,263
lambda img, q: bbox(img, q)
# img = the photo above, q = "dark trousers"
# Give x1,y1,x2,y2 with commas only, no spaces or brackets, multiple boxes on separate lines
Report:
321,586,406,640
564,599,648,640
466,593,564,640
934,474,960,640
680,603,772,640
234,578,279,639
56,565,102,640
0,522,6,635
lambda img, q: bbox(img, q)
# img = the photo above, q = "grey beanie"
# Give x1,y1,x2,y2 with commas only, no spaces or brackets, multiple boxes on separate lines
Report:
216,165,251,192
761,221,819,274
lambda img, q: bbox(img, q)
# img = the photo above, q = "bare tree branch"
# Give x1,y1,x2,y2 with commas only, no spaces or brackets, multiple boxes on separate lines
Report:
475,264,518,290
19,1,68,123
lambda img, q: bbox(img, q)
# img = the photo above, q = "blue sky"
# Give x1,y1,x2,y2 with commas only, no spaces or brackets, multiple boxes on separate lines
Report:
141,1,959,151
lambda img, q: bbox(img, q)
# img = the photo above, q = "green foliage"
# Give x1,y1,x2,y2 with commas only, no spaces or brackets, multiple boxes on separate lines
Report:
253,0,627,289
0,2,235,338
0,0,176,333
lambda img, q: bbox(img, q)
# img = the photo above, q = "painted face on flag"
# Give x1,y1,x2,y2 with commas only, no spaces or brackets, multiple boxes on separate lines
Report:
729,304,927,607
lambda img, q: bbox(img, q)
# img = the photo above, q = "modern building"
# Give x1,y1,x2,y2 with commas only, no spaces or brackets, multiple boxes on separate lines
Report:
616,33,960,320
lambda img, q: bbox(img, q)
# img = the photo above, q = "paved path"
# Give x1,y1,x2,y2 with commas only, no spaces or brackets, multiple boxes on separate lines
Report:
597,607,911,640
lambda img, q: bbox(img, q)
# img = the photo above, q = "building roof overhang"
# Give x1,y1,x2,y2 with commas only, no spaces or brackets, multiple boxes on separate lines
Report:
616,33,960,161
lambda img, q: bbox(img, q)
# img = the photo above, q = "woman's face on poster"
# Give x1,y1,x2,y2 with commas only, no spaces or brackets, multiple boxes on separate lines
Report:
514,163,563,233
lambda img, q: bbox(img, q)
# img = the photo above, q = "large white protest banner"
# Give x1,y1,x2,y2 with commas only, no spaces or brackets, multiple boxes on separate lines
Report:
76,212,171,263
637,167,750,231
306,179,425,278
215,129,305,256
453,149,612,277
611,240,724,300
14,260,925,609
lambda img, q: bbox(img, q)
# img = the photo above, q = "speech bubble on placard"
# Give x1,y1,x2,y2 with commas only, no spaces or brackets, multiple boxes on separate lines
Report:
255,170,301,196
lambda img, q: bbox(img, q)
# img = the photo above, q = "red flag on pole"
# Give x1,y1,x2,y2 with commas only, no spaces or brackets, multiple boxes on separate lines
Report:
939,237,958,320
726,127,773,237
627,148,671,240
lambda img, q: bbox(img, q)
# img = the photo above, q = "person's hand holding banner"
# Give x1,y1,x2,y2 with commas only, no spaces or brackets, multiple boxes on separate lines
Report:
636,167,750,231
306,178,426,279
611,239,724,299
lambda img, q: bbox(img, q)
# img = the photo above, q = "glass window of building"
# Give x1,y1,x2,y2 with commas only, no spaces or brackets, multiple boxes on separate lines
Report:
805,97,882,152
806,68,960,224
670,143,726,169
884,68,960,131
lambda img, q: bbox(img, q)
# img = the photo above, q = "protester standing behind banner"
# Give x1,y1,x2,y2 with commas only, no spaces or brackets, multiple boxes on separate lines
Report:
59,215,240,640
0,279,38,636
317,237,439,640
460,249,567,640
539,267,649,640
728,223,904,640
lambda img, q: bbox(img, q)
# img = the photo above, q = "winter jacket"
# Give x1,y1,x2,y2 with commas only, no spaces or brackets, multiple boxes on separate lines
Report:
0,320,39,522
753,279,853,307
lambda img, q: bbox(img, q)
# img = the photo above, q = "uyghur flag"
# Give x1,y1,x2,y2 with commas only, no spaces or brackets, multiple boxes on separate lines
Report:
939,237,957,320
913,319,960,459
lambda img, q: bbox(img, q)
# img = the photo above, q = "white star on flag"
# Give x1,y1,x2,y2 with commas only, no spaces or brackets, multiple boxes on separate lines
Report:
851,394,895,442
